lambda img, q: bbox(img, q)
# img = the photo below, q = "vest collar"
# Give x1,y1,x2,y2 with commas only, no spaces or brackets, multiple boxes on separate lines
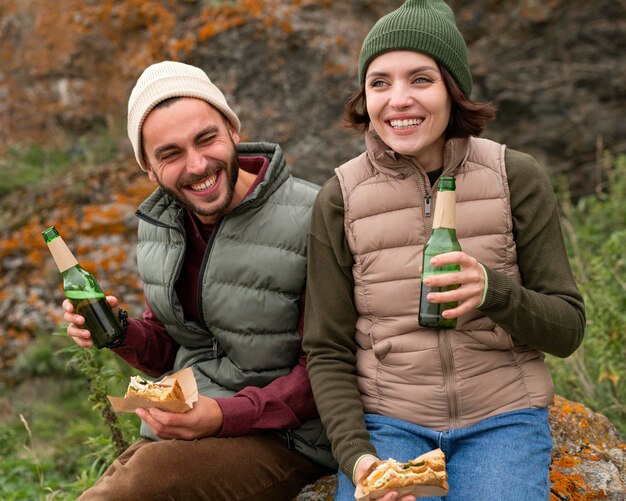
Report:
235,142,288,210
365,127,471,179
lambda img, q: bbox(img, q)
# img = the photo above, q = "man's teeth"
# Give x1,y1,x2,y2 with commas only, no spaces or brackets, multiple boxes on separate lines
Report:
190,175,217,191
390,118,424,128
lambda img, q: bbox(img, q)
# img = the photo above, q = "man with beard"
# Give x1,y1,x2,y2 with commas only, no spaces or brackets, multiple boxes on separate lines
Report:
61,61,334,499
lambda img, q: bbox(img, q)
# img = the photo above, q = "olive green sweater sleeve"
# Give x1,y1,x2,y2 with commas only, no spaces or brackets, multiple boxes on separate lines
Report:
303,149,586,479
479,149,585,357
303,177,375,480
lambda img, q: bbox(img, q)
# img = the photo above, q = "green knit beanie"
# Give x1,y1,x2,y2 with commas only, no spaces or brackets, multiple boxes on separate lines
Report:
358,0,472,97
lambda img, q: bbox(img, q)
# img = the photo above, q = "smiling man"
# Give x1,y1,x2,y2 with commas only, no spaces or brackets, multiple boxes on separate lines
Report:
62,61,334,500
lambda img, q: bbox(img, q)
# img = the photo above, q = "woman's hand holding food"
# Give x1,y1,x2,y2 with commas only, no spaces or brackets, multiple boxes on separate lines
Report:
354,456,417,501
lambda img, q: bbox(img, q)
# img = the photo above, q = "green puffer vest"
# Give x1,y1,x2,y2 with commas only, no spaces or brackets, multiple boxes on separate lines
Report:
134,142,335,467
137,142,317,395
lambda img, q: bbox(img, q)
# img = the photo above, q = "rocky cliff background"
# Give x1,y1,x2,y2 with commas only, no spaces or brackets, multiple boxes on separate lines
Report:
1,0,625,195
4,0,622,384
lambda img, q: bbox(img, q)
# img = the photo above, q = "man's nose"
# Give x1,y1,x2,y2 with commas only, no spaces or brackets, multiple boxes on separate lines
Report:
186,148,205,174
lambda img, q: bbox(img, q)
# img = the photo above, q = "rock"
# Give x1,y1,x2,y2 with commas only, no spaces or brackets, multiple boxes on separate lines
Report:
549,395,625,499
0,0,624,196
294,396,625,500
294,474,336,501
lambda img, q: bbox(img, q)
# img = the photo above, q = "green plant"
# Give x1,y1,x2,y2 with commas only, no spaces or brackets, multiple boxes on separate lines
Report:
548,153,626,437
0,127,124,197
12,332,74,379
0,144,73,195
61,344,131,456
19,414,44,489
0,333,140,499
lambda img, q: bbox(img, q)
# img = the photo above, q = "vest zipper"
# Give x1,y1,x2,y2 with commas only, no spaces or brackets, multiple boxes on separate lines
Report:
419,182,460,427
168,208,188,319
197,218,225,357
412,152,460,428
422,173,438,232
433,139,460,428
439,330,460,428
197,218,223,330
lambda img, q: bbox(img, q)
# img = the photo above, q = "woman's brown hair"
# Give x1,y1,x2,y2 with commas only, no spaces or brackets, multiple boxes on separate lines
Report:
344,65,496,139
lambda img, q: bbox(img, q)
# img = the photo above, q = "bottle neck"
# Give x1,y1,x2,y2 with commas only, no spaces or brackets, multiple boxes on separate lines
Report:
46,236,79,273
432,190,456,230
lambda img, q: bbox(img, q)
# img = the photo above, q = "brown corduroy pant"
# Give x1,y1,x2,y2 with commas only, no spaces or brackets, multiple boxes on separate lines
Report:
78,434,330,501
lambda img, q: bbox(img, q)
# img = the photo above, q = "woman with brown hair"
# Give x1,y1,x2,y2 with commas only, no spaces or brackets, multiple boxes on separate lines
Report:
303,1,585,500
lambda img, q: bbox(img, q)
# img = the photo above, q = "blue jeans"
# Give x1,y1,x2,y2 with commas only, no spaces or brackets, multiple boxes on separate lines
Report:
335,408,552,501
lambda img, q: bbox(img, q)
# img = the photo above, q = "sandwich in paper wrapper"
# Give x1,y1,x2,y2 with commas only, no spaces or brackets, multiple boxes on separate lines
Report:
354,448,449,500
108,367,198,413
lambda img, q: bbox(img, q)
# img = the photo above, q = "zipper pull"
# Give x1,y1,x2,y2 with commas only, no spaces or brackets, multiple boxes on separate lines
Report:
285,429,295,450
212,338,218,357
424,194,432,217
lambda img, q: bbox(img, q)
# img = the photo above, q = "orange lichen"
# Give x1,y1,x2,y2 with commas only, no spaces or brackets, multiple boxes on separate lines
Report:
552,455,581,468
549,469,600,500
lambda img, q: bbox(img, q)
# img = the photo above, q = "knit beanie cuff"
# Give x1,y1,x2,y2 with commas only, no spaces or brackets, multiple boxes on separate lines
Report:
127,61,241,171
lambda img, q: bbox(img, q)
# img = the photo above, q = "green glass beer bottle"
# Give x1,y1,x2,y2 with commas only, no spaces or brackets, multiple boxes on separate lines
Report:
418,177,462,328
42,226,124,349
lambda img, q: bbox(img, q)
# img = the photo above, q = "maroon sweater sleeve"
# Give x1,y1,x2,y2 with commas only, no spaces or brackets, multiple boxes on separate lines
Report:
214,293,319,436
110,302,179,377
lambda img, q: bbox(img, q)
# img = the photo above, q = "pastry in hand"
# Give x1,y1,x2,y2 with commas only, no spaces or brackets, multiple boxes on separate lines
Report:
124,375,185,403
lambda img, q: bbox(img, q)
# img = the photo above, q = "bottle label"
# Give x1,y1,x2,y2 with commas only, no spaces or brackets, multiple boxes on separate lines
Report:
46,236,79,272
65,290,105,300
432,191,456,230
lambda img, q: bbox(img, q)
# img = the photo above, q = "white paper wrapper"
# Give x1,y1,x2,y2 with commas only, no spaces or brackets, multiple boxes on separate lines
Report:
108,367,198,413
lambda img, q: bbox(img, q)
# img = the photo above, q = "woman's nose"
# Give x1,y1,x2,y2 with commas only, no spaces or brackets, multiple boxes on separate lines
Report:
389,83,412,108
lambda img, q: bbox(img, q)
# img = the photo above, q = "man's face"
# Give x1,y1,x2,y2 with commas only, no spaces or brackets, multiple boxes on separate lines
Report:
142,97,241,223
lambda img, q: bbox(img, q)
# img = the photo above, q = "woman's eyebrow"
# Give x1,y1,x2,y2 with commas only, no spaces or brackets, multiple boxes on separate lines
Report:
367,65,438,79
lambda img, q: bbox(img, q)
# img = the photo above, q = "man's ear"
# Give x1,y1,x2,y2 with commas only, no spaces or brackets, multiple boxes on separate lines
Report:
145,164,157,183
229,124,240,145
141,146,158,182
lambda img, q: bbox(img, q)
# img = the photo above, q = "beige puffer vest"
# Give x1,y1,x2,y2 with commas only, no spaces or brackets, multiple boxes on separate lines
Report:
336,132,553,430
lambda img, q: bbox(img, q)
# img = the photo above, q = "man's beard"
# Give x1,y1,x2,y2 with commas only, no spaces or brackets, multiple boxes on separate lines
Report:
156,148,240,220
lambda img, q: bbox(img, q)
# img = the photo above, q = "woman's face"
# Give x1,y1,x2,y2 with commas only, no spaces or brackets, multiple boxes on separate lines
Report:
365,51,452,171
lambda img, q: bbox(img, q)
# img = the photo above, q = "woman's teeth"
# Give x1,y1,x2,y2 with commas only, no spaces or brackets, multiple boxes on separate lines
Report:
390,118,424,128
190,174,217,191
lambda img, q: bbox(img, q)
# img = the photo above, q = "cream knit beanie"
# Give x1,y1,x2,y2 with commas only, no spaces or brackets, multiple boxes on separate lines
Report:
127,61,241,171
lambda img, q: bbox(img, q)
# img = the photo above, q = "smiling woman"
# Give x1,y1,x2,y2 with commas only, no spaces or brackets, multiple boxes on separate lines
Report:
302,1,586,500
